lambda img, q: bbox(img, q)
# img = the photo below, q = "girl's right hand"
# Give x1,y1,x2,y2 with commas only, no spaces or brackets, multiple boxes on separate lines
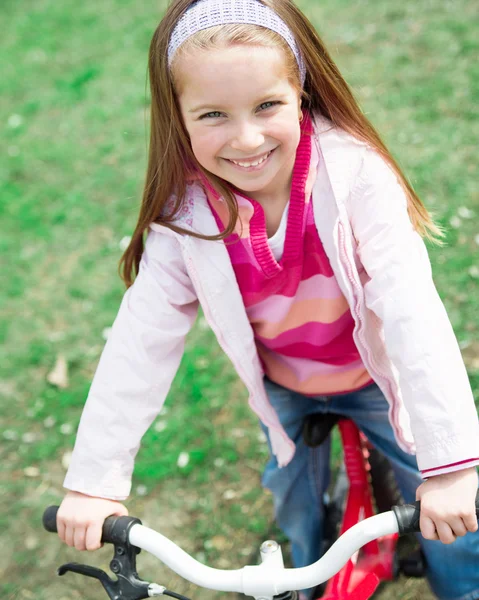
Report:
57,490,129,551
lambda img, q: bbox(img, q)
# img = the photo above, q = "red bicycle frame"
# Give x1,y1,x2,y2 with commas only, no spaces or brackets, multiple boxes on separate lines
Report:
316,419,398,600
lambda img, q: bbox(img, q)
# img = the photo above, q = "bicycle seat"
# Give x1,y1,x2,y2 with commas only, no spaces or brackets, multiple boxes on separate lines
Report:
303,413,341,447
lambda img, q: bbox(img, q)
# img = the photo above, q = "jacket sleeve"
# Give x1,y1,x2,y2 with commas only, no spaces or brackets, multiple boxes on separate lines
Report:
63,227,199,499
348,148,479,477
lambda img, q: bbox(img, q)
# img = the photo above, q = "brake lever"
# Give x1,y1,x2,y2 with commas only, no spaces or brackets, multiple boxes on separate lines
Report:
58,541,151,600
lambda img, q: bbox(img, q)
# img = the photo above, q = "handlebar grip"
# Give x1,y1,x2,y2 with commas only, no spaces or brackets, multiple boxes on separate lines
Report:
43,505,60,533
42,505,142,545
393,491,479,536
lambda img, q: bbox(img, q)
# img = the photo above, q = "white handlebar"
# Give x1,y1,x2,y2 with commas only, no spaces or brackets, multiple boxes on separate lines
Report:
128,511,399,599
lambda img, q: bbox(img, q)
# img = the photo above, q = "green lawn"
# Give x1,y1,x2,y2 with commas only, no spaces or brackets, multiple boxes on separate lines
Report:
1,0,478,598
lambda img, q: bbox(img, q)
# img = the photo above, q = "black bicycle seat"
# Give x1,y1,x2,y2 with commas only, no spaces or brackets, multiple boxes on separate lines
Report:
303,413,340,447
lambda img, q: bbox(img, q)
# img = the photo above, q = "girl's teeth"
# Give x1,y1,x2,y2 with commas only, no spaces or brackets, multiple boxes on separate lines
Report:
231,151,271,167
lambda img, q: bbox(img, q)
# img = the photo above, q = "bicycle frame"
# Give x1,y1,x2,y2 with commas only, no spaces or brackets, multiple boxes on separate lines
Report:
317,419,398,600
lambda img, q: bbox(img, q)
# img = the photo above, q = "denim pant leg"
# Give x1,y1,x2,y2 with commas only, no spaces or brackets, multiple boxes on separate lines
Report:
261,377,331,572
331,382,479,600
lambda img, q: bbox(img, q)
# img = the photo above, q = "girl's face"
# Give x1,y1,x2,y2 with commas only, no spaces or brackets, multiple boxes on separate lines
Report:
177,45,303,204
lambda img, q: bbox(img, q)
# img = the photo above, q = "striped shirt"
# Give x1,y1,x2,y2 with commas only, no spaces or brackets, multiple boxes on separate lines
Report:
200,111,372,395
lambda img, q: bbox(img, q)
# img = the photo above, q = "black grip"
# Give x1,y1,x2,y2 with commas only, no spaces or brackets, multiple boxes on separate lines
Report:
393,491,479,536
43,505,61,533
42,505,142,544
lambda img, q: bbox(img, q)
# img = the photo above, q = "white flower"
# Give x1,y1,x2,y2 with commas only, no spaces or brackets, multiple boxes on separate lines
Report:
257,431,267,443
214,458,225,468
8,114,23,128
43,416,56,428
3,429,18,441
102,327,112,340
60,423,73,435
22,432,37,444
223,489,236,500
458,206,474,219
119,236,131,251
136,485,148,497
62,451,72,470
177,452,190,468
449,216,461,229
468,266,479,279
25,535,39,550
474,234,479,246
154,420,167,433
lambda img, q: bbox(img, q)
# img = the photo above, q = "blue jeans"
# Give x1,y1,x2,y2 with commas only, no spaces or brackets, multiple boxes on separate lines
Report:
261,378,479,600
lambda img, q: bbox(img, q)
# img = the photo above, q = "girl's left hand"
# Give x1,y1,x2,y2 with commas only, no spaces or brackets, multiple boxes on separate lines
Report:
416,466,479,544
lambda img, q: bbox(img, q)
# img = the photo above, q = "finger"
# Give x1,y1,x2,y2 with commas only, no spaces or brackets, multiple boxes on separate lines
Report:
64,524,75,547
85,523,103,551
435,521,456,545
463,512,479,533
114,505,129,517
74,526,87,551
57,517,66,543
420,515,439,540
448,517,468,538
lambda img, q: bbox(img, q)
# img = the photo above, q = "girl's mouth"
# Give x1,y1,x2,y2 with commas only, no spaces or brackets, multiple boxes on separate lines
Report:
224,148,275,172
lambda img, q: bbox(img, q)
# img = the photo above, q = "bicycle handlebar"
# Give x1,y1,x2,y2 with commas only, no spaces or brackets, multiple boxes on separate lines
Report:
43,494,479,598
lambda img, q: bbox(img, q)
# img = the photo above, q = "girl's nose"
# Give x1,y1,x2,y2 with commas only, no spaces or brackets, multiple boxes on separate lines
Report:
230,121,265,153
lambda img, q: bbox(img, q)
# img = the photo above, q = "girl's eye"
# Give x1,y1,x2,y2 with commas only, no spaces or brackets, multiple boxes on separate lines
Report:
199,101,281,120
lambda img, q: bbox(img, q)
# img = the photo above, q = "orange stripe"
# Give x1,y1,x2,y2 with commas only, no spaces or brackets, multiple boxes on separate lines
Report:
265,361,372,395
253,297,350,339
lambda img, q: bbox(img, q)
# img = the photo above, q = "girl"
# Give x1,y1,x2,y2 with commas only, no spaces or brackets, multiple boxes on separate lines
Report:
57,1,479,598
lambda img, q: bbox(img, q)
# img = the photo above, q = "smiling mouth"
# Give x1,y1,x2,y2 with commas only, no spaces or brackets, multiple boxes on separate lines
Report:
224,148,276,170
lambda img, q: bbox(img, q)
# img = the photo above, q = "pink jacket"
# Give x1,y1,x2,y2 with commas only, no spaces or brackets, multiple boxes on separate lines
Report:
64,113,479,500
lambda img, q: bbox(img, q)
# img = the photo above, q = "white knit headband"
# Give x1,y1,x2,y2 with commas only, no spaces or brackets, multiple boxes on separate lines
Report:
167,0,307,87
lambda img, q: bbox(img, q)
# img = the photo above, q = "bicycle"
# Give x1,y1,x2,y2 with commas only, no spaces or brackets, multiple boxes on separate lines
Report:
42,416,479,600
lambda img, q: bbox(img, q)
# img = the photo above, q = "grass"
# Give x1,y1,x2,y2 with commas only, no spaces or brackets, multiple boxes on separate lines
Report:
1,0,478,598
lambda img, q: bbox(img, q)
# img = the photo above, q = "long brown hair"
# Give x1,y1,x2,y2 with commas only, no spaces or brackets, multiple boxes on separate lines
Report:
120,0,443,287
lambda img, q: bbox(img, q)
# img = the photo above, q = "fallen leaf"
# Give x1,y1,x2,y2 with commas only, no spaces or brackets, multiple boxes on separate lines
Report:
24,466,40,477
210,535,229,551
47,354,69,389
